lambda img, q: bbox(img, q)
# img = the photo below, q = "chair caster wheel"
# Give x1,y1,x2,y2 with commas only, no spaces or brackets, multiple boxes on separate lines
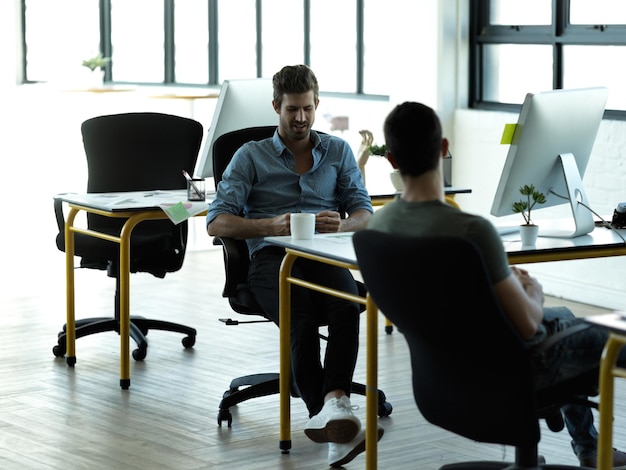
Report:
385,325,394,334
217,409,232,427
132,346,147,361
378,401,393,417
182,335,196,348
52,344,66,358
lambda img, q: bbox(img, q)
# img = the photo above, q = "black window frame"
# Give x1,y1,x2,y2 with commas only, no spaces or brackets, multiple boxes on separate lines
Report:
469,0,626,120
19,0,387,100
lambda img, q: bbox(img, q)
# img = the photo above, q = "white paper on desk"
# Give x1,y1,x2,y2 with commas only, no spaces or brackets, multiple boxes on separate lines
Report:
159,201,207,225
318,233,355,244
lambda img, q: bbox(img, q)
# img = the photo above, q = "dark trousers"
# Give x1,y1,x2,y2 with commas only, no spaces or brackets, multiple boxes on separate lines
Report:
248,246,360,417
531,307,626,459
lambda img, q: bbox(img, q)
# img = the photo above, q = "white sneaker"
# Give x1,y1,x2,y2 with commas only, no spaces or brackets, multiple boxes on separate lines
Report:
328,426,384,468
304,396,361,443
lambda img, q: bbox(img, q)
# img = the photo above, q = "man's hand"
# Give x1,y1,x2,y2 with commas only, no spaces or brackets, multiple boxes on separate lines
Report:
511,266,545,306
314,210,342,233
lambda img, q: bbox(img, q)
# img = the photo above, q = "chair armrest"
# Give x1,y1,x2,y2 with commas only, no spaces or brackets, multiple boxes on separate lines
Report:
54,198,65,236
215,236,251,299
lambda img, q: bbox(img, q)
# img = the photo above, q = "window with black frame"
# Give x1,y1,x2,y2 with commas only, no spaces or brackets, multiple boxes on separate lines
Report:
20,0,392,98
470,0,626,118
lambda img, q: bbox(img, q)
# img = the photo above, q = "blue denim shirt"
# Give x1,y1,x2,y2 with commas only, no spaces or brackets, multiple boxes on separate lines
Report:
207,129,372,256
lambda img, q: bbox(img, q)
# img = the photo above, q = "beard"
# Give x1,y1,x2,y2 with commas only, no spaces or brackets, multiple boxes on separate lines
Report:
280,116,311,141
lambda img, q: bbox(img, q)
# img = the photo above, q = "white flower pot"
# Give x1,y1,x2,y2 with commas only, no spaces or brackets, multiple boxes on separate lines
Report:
519,224,539,246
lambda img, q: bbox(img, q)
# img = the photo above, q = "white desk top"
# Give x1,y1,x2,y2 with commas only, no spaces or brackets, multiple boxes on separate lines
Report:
265,233,359,265
266,225,626,266
586,312,626,334
55,189,213,212
500,224,626,254
54,189,213,224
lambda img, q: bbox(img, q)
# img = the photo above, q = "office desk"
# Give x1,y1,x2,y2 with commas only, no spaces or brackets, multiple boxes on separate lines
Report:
264,233,379,466
502,225,626,264
370,186,471,206
54,190,209,389
266,226,626,469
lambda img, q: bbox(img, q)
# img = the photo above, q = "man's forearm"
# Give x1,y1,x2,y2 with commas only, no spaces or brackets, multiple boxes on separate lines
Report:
340,209,372,232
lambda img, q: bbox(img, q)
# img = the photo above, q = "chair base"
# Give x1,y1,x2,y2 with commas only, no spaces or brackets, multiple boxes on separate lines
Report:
441,463,584,470
52,316,197,361
440,452,584,470
217,372,393,427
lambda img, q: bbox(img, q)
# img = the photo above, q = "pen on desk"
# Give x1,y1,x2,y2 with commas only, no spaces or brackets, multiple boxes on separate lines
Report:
182,170,204,199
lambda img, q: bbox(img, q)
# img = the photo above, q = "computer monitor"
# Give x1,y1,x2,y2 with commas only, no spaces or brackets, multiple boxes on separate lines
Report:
490,86,608,238
193,78,278,179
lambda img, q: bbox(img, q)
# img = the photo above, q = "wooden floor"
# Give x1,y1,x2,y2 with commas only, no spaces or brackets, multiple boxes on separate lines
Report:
3,216,626,470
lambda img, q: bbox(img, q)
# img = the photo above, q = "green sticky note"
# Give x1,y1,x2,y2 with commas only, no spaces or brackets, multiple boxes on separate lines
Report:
500,123,517,144
163,201,190,224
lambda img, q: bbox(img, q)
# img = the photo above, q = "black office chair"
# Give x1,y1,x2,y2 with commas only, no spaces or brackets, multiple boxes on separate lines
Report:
53,112,203,361
211,126,392,426
353,230,599,469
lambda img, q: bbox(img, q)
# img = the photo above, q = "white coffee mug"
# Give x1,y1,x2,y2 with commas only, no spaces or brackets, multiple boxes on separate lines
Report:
389,169,404,192
290,213,316,240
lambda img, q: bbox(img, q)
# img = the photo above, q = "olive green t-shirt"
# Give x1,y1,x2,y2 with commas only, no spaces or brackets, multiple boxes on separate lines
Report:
366,199,511,284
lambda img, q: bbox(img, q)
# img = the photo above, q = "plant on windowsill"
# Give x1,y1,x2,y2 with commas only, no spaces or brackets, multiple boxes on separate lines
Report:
81,53,111,72
512,184,546,245
81,54,111,88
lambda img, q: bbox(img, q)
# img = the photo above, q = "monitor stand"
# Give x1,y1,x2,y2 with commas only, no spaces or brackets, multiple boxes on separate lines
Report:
539,153,595,239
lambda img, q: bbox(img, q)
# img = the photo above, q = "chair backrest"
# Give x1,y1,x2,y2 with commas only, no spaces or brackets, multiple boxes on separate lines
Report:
77,112,203,274
211,126,277,314
352,230,540,448
82,112,203,193
212,125,276,188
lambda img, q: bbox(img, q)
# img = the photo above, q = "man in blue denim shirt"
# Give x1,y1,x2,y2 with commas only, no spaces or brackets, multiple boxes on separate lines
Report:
207,65,378,467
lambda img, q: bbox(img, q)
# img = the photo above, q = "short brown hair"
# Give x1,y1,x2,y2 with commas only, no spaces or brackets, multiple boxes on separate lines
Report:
272,64,319,109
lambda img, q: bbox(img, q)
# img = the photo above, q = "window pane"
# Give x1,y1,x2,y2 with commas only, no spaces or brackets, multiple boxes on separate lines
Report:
25,0,100,83
570,0,626,25
363,0,394,95
218,0,257,81
564,45,626,109
483,44,552,103
489,0,551,25
175,0,209,84
261,0,304,78
310,0,356,93
110,0,164,83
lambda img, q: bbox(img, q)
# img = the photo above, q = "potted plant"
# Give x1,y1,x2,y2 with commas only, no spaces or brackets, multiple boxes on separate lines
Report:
368,143,387,157
81,53,111,87
512,184,546,245
81,53,111,72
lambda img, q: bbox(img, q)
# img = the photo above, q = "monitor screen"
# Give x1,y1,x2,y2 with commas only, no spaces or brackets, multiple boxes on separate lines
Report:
490,87,608,238
193,78,278,179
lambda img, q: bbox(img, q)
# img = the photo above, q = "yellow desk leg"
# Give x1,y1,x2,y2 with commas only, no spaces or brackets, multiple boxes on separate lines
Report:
64,208,79,367
279,252,297,453
598,334,626,470
118,220,133,390
118,212,156,390
366,294,379,470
